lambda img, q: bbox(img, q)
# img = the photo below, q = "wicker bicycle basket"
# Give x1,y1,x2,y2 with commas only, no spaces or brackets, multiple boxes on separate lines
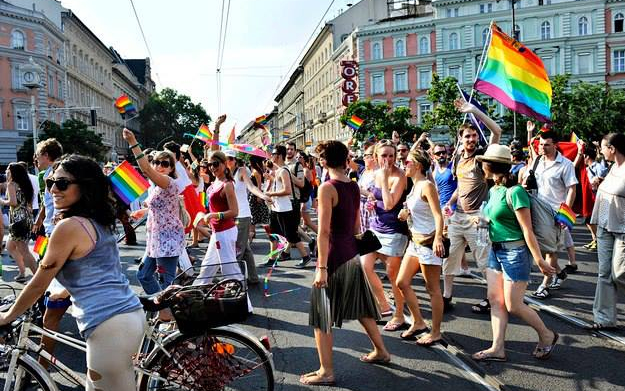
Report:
169,279,249,336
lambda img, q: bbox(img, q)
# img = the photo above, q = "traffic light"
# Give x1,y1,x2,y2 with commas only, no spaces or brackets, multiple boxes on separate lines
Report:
90,109,97,126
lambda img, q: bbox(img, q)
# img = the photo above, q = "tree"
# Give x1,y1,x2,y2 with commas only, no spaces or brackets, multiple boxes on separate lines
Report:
340,100,421,144
421,74,463,138
17,119,107,163
139,88,211,149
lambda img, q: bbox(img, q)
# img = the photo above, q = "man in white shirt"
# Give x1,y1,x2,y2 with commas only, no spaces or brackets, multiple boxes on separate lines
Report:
531,131,578,298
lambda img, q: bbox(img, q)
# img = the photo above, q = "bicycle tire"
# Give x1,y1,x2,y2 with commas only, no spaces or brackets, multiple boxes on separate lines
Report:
0,356,56,391
137,328,274,391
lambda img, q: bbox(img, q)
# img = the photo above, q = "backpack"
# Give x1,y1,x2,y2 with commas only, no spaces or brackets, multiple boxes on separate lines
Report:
504,184,560,254
287,163,313,203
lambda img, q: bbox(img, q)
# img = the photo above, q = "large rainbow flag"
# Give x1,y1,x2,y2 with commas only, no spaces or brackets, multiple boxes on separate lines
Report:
108,161,150,204
114,94,137,118
474,23,552,123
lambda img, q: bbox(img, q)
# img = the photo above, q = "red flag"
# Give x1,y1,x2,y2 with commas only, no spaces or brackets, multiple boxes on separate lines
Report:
228,125,236,145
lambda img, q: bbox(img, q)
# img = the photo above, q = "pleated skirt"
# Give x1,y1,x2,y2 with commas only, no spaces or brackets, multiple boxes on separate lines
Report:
309,256,381,333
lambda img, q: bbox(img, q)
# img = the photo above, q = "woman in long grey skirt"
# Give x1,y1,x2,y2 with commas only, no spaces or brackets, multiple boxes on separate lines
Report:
300,141,390,386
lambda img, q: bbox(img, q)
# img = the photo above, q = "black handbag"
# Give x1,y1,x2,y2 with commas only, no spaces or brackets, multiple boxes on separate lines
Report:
355,230,382,255
423,237,451,259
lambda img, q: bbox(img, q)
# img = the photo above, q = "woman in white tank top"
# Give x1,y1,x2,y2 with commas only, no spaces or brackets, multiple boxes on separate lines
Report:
396,149,446,346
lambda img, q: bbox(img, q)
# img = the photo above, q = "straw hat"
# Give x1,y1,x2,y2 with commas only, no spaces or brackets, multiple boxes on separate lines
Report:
476,144,512,164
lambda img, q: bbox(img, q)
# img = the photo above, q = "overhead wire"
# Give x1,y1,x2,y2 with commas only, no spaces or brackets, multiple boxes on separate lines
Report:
128,0,162,86
215,0,232,114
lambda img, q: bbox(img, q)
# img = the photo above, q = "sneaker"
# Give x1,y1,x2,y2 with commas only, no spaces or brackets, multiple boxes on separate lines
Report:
556,270,567,281
588,241,597,250
443,296,454,313
563,264,579,274
14,275,27,284
533,285,550,299
548,277,563,290
295,256,312,269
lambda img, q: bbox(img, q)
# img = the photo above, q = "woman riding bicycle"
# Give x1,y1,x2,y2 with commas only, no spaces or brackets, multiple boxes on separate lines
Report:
0,154,145,391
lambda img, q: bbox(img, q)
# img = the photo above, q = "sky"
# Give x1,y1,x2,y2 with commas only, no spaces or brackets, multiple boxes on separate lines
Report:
59,0,350,138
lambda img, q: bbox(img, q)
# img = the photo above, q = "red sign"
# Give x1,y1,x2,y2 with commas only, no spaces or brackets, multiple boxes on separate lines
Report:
341,60,358,107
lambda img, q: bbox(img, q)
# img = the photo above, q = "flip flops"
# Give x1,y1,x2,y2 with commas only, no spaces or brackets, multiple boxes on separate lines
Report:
533,331,559,360
380,309,394,318
359,354,391,365
299,371,336,386
400,326,430,341
472,350,508,362
383,321,408,332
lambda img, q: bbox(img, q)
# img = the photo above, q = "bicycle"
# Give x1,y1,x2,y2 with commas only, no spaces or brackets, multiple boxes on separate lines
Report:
0,279,275,391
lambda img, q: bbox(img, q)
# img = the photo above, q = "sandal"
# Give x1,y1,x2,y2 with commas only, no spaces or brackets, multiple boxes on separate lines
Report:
584,323,618,331
380,308,394,318
299,371,335,386
383,321,407,332
400,326,430,340
532,286,550,299
416,334,445,347
472,350,507,362
533,332,559,360
471,299,490,314
359,354,391,365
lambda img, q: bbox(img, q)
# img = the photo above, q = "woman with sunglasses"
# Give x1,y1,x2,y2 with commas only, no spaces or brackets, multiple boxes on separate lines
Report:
0,154,145,391
357,145,377,233
1,162,36,282
195,151,245,286
123,129,185,299
361,140,408,331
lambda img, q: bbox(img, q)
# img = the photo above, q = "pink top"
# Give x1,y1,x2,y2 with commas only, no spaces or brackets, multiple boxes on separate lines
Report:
145,178,184,258
208,181,236,232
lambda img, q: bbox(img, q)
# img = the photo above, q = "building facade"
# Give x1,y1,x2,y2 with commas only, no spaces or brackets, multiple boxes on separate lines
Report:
275,66,304,147
0,0,66,164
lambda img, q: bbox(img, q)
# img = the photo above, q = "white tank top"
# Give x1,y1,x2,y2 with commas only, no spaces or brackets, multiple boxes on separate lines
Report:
406,180,436,234
233,167,252,218
271,167,293,212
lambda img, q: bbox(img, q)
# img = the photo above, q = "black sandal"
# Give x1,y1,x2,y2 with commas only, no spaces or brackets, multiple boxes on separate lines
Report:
471,299,490,314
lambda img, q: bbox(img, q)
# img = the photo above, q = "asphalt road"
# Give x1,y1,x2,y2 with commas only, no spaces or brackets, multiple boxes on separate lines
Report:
1,222,624,391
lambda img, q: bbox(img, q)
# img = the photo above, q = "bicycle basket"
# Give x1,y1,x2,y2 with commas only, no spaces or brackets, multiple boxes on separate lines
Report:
169,279,249,336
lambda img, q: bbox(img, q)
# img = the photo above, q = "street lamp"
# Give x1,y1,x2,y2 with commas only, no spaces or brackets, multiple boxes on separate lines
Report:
21,57,44,159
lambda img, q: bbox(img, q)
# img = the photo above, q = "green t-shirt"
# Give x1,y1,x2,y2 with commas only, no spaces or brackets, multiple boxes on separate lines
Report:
486,185,530,243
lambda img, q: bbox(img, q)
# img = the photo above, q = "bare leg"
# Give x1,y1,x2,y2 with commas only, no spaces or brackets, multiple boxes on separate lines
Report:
40,306,69,369
566,246,576,267
396,254,427,333
503,280,554,346
17,241,37,273
312,329,334,378
385,255,404,324
541,252,558,287
358,317,391,360
587,223,598,243
7,240,25,276
477,270,507,357
360,252,390,311
295,241,309,257
418,264,443,343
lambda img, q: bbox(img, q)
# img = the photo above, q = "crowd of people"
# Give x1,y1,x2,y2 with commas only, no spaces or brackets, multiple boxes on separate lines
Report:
0,100,623,389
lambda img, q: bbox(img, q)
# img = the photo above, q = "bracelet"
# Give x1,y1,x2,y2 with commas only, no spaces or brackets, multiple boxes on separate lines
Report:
130,143,141,150
134,153,145,160
218,212,224,220
317,266,327,270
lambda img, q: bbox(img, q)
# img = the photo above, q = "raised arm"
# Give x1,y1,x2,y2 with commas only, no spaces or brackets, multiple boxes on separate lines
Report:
211,114,227,152
454,99,501,145
122,128,171,189
379,166,406,211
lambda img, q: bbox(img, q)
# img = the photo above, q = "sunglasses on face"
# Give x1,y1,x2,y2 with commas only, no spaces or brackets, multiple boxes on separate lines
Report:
200,165,208,169
46,178,79,191
209,161,221,168
152,160,171,168
434,151,447,156
398,149,408,153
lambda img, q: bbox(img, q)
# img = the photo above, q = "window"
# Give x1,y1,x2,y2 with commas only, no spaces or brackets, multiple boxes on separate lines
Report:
578,53,591,73
48,73,54,97
395,39,405,57
449,33,458,50
448,66,461,81
542,56,554,75
47,42,52,58
372,42,382,60
578,16,589,35
371,74,384,94
14,106,29,131
615,13,624,33
446,8,458,17
394,71,408,92
480,3,492,13
419,103,432,122
539,0,551,4
11,30,25,50
614,50,625,72
57,73,63,98
419,69,432,89
482,28,490,45
11,63,24,90
541,21,551,40
420,37,430,54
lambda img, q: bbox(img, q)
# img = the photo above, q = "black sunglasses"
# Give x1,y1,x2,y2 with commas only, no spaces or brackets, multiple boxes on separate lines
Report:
209,161,221,168
434,151,447,156
46,178,79,191
152,160,171,168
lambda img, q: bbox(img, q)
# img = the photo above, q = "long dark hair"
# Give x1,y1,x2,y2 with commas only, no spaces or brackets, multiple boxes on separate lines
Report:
54,154,116,230
7,163,33,206
209,151,234,181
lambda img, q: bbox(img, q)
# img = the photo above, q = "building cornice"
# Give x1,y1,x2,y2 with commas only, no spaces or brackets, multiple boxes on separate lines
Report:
0,6,65,41
358,19,435,37
62,11,115,60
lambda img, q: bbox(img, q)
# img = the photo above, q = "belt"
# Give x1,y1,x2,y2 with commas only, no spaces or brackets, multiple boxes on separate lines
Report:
492,239,526,250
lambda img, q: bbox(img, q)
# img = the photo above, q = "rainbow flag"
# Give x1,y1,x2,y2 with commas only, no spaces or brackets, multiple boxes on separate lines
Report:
33,236,48,256
305,140,312,146
255,115,268,125
108,161,150,205
282,130,290,140
570,132,579,143
474,23,552,123
556,203,576,230
114,94,137,117
228,125,236,145
199,191,208,208
346,115,364,130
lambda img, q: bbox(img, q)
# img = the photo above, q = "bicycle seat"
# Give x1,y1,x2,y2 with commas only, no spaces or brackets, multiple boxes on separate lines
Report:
138,295,169,312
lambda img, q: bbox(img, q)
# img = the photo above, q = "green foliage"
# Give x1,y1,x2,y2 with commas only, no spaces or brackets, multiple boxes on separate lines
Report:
340,100,421,144
139,88,211,149
420,74,463,138
18,119,107,163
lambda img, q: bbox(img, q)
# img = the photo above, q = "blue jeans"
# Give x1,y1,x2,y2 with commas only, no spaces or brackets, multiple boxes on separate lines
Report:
488,243,531,282
137,255,178,294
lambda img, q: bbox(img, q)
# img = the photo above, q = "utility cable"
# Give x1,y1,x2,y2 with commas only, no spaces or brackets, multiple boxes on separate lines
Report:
128,0,162,86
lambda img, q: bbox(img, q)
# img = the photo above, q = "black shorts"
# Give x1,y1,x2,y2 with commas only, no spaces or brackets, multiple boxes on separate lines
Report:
270,210,300,244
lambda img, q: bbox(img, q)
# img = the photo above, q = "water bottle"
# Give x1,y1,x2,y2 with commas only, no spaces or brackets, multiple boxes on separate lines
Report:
475,201,490,247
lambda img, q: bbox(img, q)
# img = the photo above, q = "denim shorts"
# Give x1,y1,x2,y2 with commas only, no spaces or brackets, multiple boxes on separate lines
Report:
487,243,532,282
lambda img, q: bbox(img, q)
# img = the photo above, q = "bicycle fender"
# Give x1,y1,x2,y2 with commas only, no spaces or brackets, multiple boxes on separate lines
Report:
15,353,60,391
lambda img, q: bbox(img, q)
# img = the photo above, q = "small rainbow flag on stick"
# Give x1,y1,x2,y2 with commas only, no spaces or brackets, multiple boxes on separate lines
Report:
199,191,208,208
282,130,291,140
108,161,150,205
255,115,268,126
346,115,364,130
196,124,212,142
228,125,236,145
33,236,48,256
114,94,137,118
570,132,580,143
556,203,576,230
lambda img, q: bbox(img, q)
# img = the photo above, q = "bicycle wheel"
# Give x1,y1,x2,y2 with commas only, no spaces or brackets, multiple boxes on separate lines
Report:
0,356,54,391
138,328,274,391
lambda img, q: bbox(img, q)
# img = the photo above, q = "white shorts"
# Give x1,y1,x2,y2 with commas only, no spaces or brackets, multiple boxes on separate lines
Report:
406,242,443,266
372,230,408,258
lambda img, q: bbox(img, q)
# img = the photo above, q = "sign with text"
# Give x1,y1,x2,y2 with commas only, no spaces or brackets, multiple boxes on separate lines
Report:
341,60,358,107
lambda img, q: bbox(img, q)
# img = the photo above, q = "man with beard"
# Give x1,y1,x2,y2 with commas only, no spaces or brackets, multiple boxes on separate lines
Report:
396,143,410,170
442,99,501,314
433,144,457,209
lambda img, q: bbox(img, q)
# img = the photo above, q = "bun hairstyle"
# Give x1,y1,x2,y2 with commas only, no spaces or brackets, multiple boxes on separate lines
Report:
407,148,431,175
209,151,234,181
315,140,348,169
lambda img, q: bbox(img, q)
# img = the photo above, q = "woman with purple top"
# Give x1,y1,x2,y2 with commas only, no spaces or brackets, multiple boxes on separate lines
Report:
357,144,377,233
361,140,408,331
301,141,390,386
